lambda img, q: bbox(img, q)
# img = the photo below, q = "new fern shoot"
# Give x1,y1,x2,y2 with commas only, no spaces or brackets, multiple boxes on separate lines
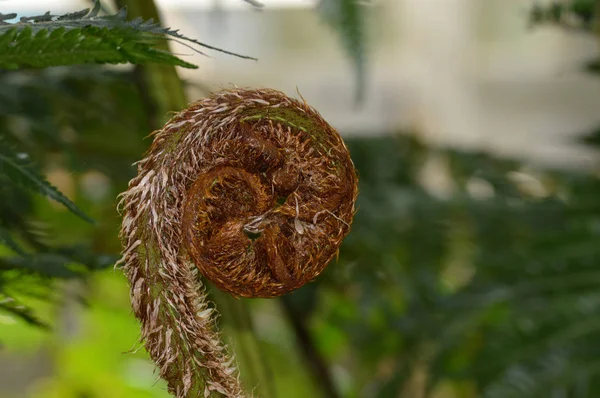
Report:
118,88,358,397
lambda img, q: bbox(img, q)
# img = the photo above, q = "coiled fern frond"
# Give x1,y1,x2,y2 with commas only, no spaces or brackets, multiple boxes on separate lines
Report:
119,88,358,397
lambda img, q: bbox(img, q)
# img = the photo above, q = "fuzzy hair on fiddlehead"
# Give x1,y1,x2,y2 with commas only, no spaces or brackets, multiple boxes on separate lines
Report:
118,88,358,397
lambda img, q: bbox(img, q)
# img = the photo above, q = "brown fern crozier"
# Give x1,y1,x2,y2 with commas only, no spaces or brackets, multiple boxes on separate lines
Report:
119,88,358,397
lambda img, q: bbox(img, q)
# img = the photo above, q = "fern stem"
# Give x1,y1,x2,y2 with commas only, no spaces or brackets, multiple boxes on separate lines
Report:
213,289,277,398
113,0,187,125
281,296,340,398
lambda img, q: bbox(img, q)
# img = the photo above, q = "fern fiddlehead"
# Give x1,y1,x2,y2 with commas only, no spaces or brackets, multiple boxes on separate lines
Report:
119,88,358,397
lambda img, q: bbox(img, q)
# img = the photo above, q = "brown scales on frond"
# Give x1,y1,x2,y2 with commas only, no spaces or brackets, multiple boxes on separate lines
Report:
119,88,358,397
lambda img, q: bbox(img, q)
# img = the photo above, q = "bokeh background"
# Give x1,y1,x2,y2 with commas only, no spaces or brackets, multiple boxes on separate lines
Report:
1,0,600,397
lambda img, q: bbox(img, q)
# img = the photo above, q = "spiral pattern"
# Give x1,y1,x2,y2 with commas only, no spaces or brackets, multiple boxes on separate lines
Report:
119,88,357,397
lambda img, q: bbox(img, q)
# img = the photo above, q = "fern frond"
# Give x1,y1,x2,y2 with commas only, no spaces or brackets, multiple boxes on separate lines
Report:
0,141,93,223
1,253,83,278
0,226,26,256
0,0,255,69
0,292,48,329
0,26,197,69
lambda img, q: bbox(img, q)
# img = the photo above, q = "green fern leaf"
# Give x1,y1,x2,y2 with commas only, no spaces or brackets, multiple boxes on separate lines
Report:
0,293,48,329
0,142,93,223
0,25,199,69
0,226,27,256
0,0,255,69
1,253,84,278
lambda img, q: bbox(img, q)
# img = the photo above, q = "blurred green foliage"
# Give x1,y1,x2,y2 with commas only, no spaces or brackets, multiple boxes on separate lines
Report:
320,137,600,397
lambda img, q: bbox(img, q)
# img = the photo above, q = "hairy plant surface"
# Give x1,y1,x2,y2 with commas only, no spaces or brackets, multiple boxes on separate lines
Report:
118,88,358,397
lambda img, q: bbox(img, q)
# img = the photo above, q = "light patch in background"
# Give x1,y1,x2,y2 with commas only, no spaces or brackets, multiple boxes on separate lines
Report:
0,0,79,14
157,0,316,9
0,0,314,14
80,171,111,203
